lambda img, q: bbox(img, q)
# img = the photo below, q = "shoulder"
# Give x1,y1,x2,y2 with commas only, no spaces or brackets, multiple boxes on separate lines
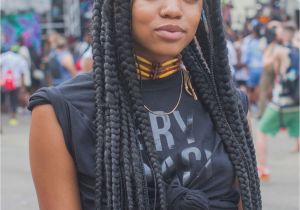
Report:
28,72,95,114
57,72,95,104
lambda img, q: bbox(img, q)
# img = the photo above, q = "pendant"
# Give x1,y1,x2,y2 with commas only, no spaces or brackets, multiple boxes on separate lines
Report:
182,67,198,101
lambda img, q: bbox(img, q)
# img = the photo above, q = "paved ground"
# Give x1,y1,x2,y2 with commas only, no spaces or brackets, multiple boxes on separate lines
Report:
1,114,299,210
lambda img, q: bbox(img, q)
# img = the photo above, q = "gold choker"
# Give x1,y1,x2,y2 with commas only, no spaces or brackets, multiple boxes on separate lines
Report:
135,55,181,80
135,55,198,101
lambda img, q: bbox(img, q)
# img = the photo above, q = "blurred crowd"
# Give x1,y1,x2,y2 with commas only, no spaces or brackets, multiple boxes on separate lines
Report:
1,16,299,160
0,31,93,126
226,18,299,117
0,10,299,184
225,17,299,181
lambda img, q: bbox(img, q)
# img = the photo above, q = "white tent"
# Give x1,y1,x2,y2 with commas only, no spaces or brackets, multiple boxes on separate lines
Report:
1,0,51,14
1,0,81,37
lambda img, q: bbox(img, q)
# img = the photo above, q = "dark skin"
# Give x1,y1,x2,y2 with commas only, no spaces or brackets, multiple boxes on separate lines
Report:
30,0,242,209
132,0,203,63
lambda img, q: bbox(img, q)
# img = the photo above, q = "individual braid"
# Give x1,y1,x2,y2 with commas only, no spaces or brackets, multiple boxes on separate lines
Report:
92,0,106,208
102,1,123,209
118,85,135,209
120,87,143,209
101,1,115,208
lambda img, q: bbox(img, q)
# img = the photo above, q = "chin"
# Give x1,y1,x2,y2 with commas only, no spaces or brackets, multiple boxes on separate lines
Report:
151,44,184,57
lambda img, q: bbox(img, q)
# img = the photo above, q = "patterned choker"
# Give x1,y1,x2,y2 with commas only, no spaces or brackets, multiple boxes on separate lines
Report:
135,54,198,101
135,55,181,80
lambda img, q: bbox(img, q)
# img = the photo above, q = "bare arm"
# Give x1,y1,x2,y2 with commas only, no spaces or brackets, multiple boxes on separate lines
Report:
81,57,93,72
238,198,243,210
61,55,77,77
263,43,283,71
235,111,252,210
29,105,82,210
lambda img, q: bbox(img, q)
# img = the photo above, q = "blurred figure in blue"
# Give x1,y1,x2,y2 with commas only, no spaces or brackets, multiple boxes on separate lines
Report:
233,32,249,92
242,20,267,106
46,36,77,86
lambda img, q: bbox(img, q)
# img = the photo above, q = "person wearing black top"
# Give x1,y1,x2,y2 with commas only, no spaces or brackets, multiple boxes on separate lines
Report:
28,0,261,210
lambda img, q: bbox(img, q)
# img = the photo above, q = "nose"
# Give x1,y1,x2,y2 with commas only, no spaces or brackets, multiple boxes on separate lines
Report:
159,0,183,19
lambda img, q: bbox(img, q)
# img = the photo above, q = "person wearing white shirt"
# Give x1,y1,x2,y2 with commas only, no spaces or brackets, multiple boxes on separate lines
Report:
0,49,29,126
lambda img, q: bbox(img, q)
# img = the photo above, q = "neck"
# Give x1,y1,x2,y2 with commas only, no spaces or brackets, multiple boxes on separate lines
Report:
133,44,176,64
138,54,174,64
135,54,181,80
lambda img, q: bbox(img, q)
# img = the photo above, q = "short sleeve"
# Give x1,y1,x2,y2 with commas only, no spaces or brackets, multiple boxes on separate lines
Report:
28,87,73,154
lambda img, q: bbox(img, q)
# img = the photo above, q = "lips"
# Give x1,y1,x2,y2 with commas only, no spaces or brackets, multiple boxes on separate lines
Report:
155,24,185,41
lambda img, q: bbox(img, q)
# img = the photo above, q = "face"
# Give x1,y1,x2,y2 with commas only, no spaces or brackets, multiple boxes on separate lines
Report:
132,0,203,63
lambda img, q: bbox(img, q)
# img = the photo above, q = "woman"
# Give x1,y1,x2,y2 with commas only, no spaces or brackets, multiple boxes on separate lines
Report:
45,35,77,86
28,0,261,209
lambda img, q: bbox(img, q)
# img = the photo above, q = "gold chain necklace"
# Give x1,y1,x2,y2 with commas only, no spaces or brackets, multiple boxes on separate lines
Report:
143,70,184,116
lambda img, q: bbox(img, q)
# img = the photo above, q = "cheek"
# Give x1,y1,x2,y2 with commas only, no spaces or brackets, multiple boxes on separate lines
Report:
185,9,202,41
132,3,156,43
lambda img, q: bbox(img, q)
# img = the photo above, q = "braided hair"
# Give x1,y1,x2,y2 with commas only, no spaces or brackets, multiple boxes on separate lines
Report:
92,0,262,209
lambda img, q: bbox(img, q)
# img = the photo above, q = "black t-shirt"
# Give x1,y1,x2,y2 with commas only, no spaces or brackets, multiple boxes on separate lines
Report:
28,72,244,210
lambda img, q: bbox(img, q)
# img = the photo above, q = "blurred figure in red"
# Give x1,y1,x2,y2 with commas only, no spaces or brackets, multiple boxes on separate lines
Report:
0,46,29,126
80,46,93,72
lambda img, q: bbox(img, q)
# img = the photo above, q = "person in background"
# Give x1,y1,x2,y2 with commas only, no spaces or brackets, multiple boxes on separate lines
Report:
242,21,267,106
0,45,29,126
80,45,93,72
74,32,92,58
256,22,281,119
256,25,299,181
226,39,237,77
18,37,31,76
41,31,60,85
17,36,34,111
46,36,77,86
43,31,60,63
74,32,93,71
234,32,249,92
